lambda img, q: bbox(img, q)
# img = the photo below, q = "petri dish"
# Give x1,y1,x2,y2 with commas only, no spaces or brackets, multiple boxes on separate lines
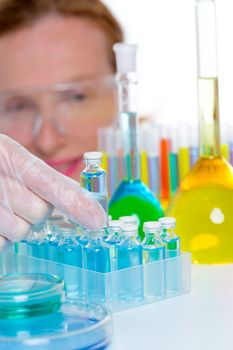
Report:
0,273,112,350
0,273,64,319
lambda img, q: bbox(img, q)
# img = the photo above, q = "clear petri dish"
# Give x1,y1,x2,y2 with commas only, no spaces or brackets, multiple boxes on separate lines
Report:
0,273,64,319
0,273,112,350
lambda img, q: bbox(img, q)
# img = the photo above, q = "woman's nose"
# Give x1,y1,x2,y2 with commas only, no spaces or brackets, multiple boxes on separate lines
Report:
33,118,67,155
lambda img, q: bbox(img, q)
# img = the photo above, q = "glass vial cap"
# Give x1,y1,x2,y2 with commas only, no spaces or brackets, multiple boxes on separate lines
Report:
119,215,138,225
159,217,176,229
83,151,103,164
122,223,138,236
143,221,162,234
109,220,122,229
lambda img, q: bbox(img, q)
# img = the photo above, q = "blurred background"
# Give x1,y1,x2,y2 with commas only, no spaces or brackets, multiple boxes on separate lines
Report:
104,0,233,127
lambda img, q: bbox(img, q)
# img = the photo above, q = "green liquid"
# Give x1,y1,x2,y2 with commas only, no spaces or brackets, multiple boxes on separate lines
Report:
109,179,164,240
0,296,62,320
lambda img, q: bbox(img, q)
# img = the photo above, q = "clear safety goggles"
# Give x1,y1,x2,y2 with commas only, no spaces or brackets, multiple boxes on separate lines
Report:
0,75,117,142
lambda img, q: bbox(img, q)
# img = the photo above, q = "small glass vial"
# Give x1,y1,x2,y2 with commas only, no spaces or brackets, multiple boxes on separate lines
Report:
105,220,122,271
116,223,143,301
142,221,165,299
119,215,140,241
83,229,110,303
142,221,165,263
27,223,49,260
80,151,108,214
159,217,180,258
159,217,181,294
56,223,82,268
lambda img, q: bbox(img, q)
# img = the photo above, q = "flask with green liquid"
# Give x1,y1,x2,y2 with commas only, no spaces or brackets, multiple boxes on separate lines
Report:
109,44,164,240
167,0,233,264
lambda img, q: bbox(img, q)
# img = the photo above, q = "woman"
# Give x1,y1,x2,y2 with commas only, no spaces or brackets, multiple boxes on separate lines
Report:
0,0,123,248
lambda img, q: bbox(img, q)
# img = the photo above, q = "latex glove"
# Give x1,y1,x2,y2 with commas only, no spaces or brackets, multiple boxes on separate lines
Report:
0,135,107,251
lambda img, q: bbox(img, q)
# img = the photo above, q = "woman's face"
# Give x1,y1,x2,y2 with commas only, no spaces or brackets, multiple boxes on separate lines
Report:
0,15,118,180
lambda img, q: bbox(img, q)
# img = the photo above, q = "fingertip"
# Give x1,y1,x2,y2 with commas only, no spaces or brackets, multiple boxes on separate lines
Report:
83,202,107,230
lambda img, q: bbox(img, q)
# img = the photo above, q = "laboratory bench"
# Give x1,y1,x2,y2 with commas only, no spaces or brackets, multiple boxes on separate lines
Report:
110,264,233,350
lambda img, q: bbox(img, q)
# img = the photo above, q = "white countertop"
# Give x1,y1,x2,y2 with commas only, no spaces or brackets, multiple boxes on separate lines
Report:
110,264,233,350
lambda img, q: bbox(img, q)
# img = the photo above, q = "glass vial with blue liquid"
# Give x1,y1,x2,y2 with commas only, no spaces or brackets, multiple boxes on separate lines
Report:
56,223,83,297
159,217,181,294
116,223,143,302
142,221,165,299
159,217,180,258
81,151,108,214
83,229,110,303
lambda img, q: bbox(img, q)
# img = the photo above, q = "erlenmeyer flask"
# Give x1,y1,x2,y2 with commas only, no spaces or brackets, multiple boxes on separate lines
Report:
109,44,163,240
167,0,233,264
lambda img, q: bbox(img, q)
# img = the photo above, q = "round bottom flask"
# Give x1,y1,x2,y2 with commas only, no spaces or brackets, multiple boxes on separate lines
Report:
0,273,112,349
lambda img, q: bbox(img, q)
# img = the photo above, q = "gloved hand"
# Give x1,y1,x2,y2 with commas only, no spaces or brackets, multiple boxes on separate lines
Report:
0,135,107,250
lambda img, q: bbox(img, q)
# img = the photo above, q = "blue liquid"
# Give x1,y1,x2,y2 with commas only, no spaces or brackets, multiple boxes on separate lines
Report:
0,302,110,350
17,240,28,256
57,240,83,298
57,240,82,268
105,241,117,271
109,179,164,240
105,232,121,271
148,155,160,198
28,240,50,274
77,234,88,246
28,241,49,260
83,240,110,303
49,238,61,262
81,170,108,214
190,146,199,167
143,247,165,298
117,243,143,301
169,153,179,195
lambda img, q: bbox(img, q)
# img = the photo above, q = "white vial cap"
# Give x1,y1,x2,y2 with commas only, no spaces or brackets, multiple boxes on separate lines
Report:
119,216,138,225
143,221,162,233
109,220,122,229
159,217,176,229
122,223,138,236
83,151,102,164
113,43,137,74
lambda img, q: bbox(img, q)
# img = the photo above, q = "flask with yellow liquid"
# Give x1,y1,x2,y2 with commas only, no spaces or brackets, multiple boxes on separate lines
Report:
167,0,233,264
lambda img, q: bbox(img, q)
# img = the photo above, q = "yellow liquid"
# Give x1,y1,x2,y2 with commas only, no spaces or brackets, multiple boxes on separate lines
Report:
167,157,233,264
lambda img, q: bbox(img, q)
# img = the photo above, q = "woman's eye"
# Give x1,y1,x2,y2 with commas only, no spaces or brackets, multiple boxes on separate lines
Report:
4,98,34,113
71,93,86,101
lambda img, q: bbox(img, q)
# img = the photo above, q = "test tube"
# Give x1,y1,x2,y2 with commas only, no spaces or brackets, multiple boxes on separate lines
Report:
146,126,161,199
106,127,118,197
160,125,170,205
169,126,179,196
220,124,230,161
97,127,108,173
229,125,233,166
177,123,190,181
189,124,199,167
139,125,149,187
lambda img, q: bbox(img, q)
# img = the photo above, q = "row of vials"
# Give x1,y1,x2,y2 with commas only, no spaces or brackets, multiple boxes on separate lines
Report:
16,216,181,302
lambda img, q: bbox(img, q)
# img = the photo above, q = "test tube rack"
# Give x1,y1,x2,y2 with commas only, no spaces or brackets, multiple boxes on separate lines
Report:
0,250,191,312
